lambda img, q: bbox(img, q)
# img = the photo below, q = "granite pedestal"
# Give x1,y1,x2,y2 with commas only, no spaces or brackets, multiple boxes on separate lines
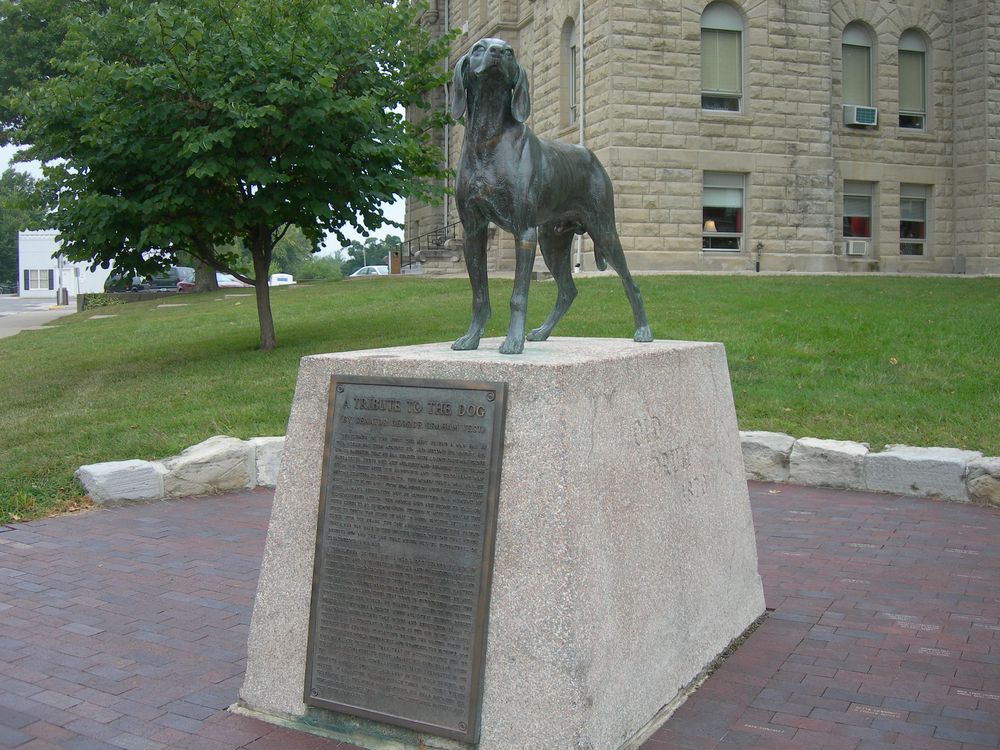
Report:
237,338,765,750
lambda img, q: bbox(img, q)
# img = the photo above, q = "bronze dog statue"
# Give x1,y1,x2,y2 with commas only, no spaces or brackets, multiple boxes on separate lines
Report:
451,37,652,354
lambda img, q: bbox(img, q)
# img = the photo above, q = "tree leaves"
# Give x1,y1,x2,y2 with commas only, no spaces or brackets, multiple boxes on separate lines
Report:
2,0,452,347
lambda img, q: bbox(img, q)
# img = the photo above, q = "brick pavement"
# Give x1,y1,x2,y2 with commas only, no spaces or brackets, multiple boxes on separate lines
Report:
0,483,997,750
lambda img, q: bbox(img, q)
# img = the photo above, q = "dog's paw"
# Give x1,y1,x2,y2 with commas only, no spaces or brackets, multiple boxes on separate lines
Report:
526,326,550,342
452,334,481,351
633,326,653,343
498,336,524,355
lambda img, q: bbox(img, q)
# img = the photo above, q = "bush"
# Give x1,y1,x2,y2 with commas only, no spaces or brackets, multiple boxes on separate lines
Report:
80,293,128,310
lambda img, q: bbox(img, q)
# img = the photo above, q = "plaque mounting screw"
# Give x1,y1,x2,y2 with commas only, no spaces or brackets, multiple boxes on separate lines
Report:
487,392,495,402
310,688,319,697
458,722,467,731
336,385,344,393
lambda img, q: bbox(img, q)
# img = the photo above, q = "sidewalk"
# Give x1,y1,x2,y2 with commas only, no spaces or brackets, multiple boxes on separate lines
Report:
0,297,78,340
0,483,997,750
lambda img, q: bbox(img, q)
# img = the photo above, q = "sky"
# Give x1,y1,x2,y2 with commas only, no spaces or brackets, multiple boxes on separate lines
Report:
0,144,406,254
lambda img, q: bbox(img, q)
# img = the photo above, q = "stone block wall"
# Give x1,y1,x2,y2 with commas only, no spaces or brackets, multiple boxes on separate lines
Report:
952,0,1000,274
403,7,450,254
407,0,999,276
831,0,959,273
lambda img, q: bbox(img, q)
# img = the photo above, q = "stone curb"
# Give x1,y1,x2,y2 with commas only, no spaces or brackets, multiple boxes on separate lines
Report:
75,431,999,508
75,435,285,506
740,431,998,505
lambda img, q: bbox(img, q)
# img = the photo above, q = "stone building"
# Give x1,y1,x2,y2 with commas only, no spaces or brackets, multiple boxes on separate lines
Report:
405,0,1000,275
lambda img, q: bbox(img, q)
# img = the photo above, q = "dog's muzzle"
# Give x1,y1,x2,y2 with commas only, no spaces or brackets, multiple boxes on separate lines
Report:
472,54,503,75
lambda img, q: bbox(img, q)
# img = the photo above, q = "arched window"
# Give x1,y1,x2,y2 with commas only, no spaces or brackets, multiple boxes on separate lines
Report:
562,18,579,126
842,23,874,107
899,30,928,129
701,3,743,112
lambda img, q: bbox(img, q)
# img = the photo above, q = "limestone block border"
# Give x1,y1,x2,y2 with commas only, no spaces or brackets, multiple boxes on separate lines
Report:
74,431,996,507
75,435,285,506
740,432,996,505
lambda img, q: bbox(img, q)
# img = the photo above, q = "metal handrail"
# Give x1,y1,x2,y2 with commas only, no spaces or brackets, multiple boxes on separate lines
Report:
402,221,462,269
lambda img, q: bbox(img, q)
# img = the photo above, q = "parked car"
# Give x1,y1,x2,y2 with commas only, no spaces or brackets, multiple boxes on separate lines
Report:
105,266,194,292
268,273,295,286
348,265,389,277
216,272,251,288
176,271,253,291
104,268,135,292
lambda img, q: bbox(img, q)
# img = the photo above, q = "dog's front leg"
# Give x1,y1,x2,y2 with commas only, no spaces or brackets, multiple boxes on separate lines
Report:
499,227,537,354
452,224,491,351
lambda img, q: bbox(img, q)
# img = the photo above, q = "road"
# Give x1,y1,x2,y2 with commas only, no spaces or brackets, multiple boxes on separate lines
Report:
0,294,79,339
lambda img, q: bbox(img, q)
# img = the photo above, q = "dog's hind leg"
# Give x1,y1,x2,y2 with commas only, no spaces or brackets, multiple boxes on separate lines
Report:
527,223,576,341
452,225,491,351
590,227,653,342
499,227,537,354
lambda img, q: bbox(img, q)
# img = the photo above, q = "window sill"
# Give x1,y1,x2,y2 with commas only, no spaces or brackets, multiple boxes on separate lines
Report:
897,129,934,140
700,110,751,125
555,123,580,139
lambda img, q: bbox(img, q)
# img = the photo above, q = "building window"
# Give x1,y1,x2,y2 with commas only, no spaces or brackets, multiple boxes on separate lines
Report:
843,180,874,240
703,172,744,251
562,18,580,126
899,30,927,129
900,184,929,256
24,269,54,291
701,3,743,112
842,23,874,107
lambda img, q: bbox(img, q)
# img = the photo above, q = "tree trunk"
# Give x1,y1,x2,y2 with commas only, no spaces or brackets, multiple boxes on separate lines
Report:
251,233,276,351
194,260,219,292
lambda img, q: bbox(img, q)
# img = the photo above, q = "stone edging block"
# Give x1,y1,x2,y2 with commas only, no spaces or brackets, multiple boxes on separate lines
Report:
739,430,795,482
863,445,982,502
967,457,1000,506
162,436,256,497
789,437,869,491
249,436,285,488
741,432,997,504
74,459,166,506
75,435,285,504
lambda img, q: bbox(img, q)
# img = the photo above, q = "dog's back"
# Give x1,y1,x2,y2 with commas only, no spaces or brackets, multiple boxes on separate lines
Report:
529,136,615,231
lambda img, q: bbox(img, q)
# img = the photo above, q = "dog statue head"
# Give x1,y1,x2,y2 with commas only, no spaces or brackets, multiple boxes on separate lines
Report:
452,37,530,123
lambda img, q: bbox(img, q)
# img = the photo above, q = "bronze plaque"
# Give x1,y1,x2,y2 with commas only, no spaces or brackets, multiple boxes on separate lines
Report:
304,375,508,743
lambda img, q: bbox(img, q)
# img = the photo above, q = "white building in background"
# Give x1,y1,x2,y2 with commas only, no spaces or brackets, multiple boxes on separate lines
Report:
17,230,110,298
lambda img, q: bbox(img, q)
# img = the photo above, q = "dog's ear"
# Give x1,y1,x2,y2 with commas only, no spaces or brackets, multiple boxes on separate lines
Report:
511,63,531,123
451,54,469,119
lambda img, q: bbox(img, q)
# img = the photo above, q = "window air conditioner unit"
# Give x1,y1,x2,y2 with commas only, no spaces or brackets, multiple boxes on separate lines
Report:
845,239,869,256
844,105,878,127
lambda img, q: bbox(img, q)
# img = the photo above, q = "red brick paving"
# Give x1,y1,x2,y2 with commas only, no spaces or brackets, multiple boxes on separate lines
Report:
643,483,1000,750
0,483,997,749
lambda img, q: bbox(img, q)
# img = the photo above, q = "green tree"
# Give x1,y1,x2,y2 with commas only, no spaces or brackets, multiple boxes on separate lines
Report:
0,168,46,287
297,255,343,281
4,0,450,349
0,0,105,128
271,227,316,276
341,235,403,276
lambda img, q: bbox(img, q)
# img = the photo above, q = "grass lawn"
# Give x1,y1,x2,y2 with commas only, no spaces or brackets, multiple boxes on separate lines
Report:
1,274,997,522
